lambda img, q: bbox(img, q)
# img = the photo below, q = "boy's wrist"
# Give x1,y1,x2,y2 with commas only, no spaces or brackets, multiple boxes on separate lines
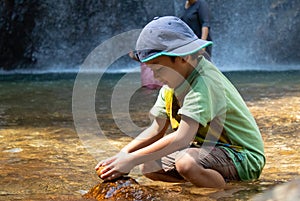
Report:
121,148,130,154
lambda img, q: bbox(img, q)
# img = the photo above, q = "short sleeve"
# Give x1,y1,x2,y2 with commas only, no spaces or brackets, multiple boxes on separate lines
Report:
149,86,168,119
178,75,226,127
197,0,211,27
178,78,211,127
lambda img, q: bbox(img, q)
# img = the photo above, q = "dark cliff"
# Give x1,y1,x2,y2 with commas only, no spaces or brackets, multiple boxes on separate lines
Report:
0,0,299,70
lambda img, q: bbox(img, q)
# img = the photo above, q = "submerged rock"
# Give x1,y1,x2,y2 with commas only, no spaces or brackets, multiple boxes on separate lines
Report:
83,176,161,201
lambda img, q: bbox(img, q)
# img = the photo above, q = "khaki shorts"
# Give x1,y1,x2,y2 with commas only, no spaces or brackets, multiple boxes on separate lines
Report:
161,146,240,182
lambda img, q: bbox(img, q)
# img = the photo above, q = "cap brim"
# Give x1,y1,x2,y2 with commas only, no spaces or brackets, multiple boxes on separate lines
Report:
140,39,213,62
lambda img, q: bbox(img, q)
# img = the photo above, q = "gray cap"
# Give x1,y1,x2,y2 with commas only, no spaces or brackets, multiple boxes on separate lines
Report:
135,16,213,62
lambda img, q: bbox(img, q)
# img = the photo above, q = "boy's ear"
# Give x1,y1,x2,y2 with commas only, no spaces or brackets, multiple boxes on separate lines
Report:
178,55,187,62
180,55,192,63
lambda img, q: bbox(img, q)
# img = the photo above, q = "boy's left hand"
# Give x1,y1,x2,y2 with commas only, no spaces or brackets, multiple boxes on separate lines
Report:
95,152,134,181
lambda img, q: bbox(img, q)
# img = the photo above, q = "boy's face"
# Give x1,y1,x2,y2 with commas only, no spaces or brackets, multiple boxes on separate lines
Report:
145,56,191,88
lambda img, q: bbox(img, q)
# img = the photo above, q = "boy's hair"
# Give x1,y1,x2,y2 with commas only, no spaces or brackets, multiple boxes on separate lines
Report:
169,49,211,62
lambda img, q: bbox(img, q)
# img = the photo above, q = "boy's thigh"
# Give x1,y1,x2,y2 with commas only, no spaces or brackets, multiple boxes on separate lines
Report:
161,146,240,182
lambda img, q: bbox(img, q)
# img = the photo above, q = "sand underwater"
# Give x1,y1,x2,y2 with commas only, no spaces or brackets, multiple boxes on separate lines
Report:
0,70,299,200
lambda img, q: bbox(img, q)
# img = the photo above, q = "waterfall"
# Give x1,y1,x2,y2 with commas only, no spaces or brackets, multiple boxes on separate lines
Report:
0,0,299,72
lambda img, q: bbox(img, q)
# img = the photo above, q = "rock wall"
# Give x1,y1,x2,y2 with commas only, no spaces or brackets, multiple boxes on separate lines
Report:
0,0,299,70
208,0,300,66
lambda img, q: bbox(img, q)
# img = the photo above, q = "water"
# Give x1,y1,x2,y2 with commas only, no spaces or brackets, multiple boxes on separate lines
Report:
0,70,300,200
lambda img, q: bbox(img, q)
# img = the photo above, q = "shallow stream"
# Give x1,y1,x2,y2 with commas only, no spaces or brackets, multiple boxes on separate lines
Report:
0,71,299,200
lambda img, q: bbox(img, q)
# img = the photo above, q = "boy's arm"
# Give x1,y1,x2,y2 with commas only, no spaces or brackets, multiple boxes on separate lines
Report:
129,115,199,164
95,117,169,178
121,117,170,153
99,115,199,180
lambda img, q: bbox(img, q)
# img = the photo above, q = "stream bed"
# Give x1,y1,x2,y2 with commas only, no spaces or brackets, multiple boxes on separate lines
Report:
0,71,299,200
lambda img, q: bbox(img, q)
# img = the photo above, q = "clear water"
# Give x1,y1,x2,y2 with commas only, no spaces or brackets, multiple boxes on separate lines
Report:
0,71,299,200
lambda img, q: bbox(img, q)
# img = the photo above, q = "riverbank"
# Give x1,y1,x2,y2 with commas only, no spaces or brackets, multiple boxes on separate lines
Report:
0,71,299,200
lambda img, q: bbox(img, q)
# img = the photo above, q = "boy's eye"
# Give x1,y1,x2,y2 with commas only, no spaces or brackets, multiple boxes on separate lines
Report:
153,67,163,73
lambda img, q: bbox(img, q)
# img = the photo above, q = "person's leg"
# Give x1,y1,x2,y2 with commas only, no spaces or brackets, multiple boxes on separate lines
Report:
140,154,186,183
175,146,239,188
142,168,185,182
175,150,225,188
141,146,238,187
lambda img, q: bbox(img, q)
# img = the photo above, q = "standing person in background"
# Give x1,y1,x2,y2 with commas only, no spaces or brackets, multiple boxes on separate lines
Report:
181,0,213,57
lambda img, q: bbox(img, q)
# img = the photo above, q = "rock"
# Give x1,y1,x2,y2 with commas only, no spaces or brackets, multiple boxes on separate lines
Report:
251,178,300,201
83,176,160,201
1,0,299,70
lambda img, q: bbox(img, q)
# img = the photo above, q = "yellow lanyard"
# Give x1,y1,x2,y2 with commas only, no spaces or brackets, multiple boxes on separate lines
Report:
165,88,180,130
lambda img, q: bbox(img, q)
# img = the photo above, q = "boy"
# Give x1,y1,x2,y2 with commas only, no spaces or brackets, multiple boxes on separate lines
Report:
95,16,265,188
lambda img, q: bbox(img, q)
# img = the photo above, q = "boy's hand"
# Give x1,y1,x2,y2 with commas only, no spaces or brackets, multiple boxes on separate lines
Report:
96,165,105,178
95,157,115,179
95,152,134,181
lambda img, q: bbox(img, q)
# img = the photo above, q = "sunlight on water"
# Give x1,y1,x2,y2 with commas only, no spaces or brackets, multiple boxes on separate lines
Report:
0,71,299,200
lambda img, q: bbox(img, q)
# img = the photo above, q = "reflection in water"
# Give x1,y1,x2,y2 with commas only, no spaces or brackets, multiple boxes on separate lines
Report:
0,71,299,200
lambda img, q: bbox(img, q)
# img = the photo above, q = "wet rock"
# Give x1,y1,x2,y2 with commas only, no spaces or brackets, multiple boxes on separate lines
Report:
83,176,161,201
251,178,300,201
0,0,37,69
0,0,299,70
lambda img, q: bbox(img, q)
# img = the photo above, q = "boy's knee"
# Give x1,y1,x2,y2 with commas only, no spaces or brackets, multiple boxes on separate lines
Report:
175,155,203,177
175,157,191,176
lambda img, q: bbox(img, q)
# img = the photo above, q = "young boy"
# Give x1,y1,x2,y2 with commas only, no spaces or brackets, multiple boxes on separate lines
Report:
95,16,265,188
